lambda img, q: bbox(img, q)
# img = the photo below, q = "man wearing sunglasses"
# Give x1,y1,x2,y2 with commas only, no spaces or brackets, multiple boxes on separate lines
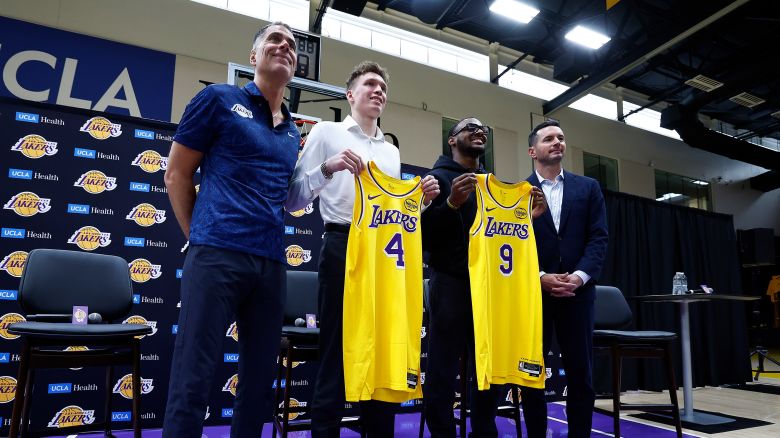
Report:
421,117,545,436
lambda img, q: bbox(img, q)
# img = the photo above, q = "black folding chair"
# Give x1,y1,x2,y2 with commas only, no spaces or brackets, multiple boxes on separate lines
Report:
593,285,683,438
7,248,151,437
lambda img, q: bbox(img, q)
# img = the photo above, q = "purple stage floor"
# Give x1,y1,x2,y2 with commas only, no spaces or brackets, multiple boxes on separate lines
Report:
53,403,692,437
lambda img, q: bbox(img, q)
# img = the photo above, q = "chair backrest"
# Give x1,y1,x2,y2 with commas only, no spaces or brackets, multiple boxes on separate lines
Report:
18,248,133,321
284,270,319,324
594,285,633,329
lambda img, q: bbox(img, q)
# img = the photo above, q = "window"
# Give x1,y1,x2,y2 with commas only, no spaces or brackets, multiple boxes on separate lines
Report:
654,170,711,211
583,152,618,191
441,117,494,173
191,0,309,31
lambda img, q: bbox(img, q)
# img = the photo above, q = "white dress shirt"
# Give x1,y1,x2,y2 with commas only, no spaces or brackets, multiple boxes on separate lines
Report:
286,115,400,225
535,168,591,285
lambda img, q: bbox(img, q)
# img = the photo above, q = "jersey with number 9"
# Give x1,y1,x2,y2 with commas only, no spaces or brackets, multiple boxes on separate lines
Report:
469,173,545,390
343,161,424,403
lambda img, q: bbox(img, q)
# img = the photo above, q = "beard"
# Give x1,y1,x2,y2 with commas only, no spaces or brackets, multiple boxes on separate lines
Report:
456,136,485,159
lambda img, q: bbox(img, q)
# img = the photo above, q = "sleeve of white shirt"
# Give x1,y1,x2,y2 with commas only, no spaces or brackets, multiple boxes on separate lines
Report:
574,270,591,286
286,123,330,212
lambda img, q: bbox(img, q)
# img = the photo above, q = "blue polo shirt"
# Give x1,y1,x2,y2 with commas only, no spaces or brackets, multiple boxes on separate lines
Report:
173,82,300,263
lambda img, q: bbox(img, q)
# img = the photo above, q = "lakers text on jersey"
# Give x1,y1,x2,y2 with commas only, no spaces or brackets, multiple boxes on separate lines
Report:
343,161,424,403
469,174,545,390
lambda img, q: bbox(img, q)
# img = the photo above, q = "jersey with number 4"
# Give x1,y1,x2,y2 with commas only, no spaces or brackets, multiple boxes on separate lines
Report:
469,174,545,390
343,161,424,403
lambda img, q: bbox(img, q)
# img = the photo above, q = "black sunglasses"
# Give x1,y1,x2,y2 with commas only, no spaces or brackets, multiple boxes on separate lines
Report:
452,123,490,136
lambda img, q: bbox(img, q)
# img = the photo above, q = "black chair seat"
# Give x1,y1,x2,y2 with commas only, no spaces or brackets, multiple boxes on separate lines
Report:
281,325,319,339
594,329,677,340
9,322,152,339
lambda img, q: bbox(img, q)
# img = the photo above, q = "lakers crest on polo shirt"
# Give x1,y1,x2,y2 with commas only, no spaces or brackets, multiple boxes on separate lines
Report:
469,174,545,390
343,161,424,403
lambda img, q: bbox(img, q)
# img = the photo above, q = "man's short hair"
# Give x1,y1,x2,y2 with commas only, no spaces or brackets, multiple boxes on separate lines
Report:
346,61,389,90
253,21,294,48
528,120,561,148
448,117,478,138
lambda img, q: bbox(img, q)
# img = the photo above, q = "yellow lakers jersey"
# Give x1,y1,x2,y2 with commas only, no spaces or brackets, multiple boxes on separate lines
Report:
343,161,424,403
469,174,545,390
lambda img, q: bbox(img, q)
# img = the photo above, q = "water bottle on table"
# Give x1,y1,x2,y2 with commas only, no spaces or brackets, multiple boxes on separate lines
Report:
672,272,688,295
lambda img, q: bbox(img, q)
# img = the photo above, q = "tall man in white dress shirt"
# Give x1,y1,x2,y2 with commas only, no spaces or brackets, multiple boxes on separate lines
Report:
286,61,439,437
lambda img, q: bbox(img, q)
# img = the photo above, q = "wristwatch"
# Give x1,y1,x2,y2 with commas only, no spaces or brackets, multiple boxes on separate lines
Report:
320,161,334,180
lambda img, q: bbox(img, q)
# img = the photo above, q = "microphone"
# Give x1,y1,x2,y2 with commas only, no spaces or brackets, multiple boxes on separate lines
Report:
294,318,306,327
88,313,103,324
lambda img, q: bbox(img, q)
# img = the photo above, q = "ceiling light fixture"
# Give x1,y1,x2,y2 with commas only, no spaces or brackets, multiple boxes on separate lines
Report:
489,0,540,24
565,25,611,50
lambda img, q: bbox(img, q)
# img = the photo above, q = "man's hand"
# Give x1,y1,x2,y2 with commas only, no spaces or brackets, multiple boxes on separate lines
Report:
531,186,546,219
540,273,577,297
562,273,584,289
448,173,477,208
421,175,440,204
324,149,364,175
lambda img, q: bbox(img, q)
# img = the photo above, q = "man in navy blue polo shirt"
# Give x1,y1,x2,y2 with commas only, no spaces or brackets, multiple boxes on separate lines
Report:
162,21,300,438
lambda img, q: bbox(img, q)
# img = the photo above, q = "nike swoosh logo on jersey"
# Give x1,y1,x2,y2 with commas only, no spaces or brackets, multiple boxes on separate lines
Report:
486,207,497,212
368,194,382,200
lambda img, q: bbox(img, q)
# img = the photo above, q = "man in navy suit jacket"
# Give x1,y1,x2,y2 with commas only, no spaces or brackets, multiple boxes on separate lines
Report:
520,120,608,438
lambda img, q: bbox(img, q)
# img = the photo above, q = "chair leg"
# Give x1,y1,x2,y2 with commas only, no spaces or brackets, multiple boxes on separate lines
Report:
611,344,622,438
663,343,683,438
9,340,30,438
132,339,142,438
273,350,284,438
104,365,115,436
511,385,522,438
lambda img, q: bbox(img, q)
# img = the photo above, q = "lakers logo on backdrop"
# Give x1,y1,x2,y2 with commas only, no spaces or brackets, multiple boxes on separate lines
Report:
128,259,162,283
67,226,111,251
131,150,168,173
222,374,238,396
0,251,28,277
74,170,117,194
80,117,122,139
0,313,26,339
11,134,58,158
122,315,158,339
0,376,17,403
112,374,154,399
287,203,314,217
126,203,166,226
47,405,95,428
282,399,307,420
4,192,51,217
285,245,312,267
226,322,238,342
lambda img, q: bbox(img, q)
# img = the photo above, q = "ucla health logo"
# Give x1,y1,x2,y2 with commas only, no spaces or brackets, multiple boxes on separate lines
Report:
0,290,18,300
67,204,90,215
80,117,122,140
128,258,162,283
124,237,145,247
73,147,96,159
134,129,155,140
131,150,168,173
74,170,117,194
8,168,32,180
112,374,154,399
123,315,158,339
0,313,26,339
112,411,131,422
48,383,72,394
67,226,111,251
0,376,17,403
2,228,25,239
48,405,96,428
15,112,39,123
129,181,150,192
222,374,238,396
4,192,51,217
126,203,166,227
0,251,28,278
11,134,58,159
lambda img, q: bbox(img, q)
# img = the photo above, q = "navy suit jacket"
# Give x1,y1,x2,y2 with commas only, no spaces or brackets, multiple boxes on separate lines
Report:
527,170,608,298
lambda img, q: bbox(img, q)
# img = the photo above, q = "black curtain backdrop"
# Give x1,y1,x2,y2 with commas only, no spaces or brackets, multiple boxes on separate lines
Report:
594,190,753,394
